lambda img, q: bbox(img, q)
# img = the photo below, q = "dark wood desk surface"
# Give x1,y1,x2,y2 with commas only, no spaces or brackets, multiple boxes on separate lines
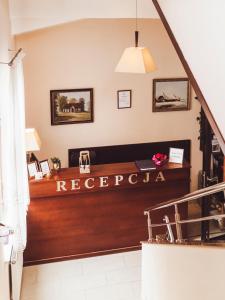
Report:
25,162,190,265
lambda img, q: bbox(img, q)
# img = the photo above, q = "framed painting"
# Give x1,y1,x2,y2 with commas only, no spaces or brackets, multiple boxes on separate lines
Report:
50,88,94,125
152,78,190,112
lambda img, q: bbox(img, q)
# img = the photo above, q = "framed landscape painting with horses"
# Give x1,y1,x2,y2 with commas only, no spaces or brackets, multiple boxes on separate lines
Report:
50,88,94,125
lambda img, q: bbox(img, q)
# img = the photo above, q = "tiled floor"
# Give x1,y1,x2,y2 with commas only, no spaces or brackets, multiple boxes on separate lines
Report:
21,250,142,300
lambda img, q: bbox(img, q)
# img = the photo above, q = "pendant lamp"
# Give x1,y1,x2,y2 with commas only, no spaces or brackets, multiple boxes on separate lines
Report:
115,0,156,74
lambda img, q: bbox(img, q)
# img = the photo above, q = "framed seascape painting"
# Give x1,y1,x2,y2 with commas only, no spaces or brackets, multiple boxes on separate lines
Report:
152,78,190,112
50,88,94,125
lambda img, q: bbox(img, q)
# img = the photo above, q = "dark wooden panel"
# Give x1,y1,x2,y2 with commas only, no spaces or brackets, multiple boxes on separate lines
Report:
24,182,188,264
68,140,191,167
24,162,190,265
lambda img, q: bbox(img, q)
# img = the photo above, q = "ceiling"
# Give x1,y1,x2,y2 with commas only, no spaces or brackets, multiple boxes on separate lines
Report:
9,0,159,34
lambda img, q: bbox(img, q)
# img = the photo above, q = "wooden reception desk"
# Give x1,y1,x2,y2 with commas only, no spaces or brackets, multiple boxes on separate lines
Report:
24,161,190,265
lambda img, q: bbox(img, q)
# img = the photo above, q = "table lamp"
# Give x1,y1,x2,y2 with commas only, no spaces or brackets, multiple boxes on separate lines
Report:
25,128,41,163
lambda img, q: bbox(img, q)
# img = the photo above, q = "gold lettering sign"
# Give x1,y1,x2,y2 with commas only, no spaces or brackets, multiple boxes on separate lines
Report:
155,171,165,182
84,178,95,189
56,171,166,192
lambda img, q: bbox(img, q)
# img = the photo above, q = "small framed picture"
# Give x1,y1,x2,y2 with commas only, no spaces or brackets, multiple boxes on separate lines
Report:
153,78,190,112
212,136,220,153
169,148,184,164
39,159,51,176
35,172,43,180
117,90,132,109
27,161,39,178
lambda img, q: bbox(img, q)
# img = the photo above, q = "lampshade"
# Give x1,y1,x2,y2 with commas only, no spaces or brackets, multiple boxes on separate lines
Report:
115,46,156,74
115,0,156,74
25,128,41,152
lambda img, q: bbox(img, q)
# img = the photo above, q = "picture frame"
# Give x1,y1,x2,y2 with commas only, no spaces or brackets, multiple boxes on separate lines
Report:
27,161,39,178
39,159,51,176
169,147,184,164
117,90,132,109
50,88,94,125
35,172,43,180
152,78,190,112
212,136,220,153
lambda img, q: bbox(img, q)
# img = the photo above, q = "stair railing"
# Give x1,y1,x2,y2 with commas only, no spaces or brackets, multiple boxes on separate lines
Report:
144,181,225,243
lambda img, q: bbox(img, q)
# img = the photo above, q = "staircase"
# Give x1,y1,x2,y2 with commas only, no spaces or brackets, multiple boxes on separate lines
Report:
153,0,225,153
141,2,225,299
142,182,225,300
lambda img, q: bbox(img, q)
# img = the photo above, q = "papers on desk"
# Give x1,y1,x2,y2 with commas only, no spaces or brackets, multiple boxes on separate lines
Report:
135,160,156,171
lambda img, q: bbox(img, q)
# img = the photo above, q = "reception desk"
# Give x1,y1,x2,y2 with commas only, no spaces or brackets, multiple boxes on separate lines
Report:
24,161,190,265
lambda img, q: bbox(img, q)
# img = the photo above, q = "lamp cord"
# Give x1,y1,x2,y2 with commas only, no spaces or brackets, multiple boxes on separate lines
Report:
136,0,138,31
135,0,139,47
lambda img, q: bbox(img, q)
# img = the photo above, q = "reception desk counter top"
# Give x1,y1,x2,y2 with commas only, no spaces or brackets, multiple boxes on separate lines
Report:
29,161,190,197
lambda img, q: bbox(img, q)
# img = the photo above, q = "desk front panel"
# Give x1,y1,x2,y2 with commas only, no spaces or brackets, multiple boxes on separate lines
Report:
24,163,190,265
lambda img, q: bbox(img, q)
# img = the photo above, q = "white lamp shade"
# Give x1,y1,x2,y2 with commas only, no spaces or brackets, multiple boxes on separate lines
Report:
115,47,156,73
25,128,41,152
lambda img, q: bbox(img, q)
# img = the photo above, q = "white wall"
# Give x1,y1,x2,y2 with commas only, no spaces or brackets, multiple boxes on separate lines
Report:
0,0,11,59
158,0,225,144
142,242,225,300
9,0,159,34
16,19,202,190
0,251,10,300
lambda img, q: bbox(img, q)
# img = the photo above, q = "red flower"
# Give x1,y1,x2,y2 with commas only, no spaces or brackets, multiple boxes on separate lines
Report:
152,153,167,166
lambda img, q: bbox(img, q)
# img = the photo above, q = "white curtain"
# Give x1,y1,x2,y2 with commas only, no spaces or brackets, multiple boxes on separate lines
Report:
0,53,29,252
0,64,9,222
